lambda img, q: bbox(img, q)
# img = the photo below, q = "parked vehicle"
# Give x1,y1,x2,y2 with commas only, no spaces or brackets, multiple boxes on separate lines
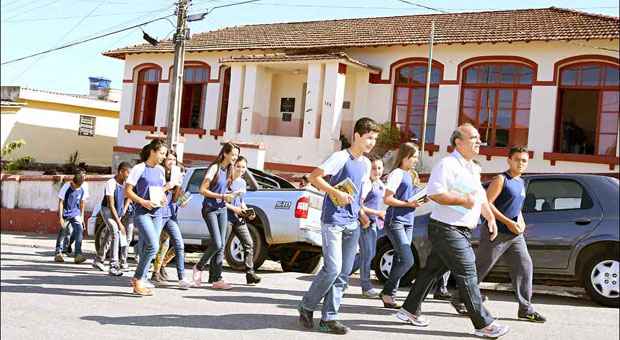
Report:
373,174,620,307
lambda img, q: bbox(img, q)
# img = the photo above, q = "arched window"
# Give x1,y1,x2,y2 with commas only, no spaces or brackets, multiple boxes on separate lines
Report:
556,62,619,156
459,63,534,147
180,65,209,129
133,67,160,126
391,64,441,143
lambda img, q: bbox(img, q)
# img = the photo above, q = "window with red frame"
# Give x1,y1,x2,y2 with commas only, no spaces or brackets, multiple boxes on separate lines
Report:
392,64,441,143
556,62,619,156
459,63,534,148
133,68,160,126
180,66,209,129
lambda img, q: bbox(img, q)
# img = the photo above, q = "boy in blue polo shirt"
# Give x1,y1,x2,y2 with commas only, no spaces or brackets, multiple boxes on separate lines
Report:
298,117,380,335
54,171,89,263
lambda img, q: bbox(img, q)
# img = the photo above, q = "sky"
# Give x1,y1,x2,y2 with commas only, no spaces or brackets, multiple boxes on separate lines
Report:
1,0,618,94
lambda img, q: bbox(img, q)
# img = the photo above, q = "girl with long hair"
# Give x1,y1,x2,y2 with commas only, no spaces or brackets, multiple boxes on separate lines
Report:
380,142,424,308
192,142,240,289
125,139,168,296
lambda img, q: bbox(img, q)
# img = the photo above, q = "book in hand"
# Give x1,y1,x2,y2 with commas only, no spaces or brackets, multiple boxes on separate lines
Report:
328,177,358,207
448,178,481,214
408,187,428,203
239,208,255,220
148,186,165,208
176,191,192,206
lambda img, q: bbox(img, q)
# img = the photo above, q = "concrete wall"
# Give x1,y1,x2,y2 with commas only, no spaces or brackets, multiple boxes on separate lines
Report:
1,175,109,212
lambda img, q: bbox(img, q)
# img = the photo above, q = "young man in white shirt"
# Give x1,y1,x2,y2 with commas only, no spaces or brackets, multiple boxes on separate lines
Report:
395,124,510,339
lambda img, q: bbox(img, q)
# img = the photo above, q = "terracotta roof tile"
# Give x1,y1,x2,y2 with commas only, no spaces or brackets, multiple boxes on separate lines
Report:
103,7,619,59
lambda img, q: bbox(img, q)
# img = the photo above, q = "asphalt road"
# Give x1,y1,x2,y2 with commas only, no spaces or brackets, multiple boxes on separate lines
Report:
1,232,618,340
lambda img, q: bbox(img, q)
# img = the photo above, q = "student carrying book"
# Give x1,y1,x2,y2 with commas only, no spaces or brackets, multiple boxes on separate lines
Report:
297,117,380,335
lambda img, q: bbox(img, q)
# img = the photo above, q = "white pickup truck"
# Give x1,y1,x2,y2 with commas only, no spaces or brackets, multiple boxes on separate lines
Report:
177,166,324,273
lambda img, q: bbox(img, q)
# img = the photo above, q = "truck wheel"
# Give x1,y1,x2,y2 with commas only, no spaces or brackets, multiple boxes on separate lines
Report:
372,240,417,286
224,223,267,271
281,250,322,274
94,216,108,255
584,253,619,307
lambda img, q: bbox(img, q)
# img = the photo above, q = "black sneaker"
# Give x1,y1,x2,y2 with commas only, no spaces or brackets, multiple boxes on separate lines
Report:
246,272,262,284
433,291,452,301
318,320,350,335
518,311,547,323
450,301,469,315
297,304,314,329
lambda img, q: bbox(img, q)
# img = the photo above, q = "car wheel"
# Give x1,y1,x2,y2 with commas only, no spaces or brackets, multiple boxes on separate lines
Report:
584,253,619,307
94,216,108,255
224,223,267,271
280,250,322,274
372,240,417,286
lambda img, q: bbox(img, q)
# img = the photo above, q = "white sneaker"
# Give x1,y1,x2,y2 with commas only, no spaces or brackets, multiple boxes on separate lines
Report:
474,321,509,338
120,263,130,271
92,260,106,272
362,288,381,298
395,308,430,327
179,279,192,290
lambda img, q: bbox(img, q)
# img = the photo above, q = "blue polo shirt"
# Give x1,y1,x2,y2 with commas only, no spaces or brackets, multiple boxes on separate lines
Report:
126,162,166,216
319,150,371,226
58,182,89,219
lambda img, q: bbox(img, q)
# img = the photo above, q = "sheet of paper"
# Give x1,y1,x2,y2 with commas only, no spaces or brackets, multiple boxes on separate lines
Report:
149,186,165,207
408,187,427,203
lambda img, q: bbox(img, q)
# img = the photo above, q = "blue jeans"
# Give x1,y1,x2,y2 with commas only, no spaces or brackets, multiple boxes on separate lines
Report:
196,207,228,282
352,223,378,292
402,219,494,330
382,222,414,296
133,213,164,281
163,217,185,280
301,221,360,321
55,217,83,255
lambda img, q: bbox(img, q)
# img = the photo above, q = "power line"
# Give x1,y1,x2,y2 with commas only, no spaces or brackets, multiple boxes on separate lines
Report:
1,14,174,66
3,9,177,23
3,0,64,21
396,0,450,14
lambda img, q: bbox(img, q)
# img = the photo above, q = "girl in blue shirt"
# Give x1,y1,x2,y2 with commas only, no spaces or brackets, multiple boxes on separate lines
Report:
381,142,423,308
125,139,167,296
193,142,239,290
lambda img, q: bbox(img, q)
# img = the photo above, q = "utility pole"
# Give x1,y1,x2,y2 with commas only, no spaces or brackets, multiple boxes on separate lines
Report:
419,20,435,163
166,0,189,162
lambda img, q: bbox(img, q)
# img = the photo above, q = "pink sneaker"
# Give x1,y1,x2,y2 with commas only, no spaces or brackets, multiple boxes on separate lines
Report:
192,264,203,287
211,280,232,290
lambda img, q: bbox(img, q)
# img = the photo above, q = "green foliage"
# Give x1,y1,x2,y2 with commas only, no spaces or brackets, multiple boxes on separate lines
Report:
1,139,33,172
374,122,402,156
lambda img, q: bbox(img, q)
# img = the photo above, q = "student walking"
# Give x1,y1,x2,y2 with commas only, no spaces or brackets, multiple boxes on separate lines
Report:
54,171,89,264
151,150,191,289
125,139,168,296
380,143,424,308
192,142,240,290
297,117,380,335
394,124,509,338
354,156,385,298
227,156,262,284
453,147,546,322
92,162,132,276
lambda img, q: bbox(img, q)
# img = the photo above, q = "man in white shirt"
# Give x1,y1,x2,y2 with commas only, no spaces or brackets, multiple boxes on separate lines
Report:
395,124,510,339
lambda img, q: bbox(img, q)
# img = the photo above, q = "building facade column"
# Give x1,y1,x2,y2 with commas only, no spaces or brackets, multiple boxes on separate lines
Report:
302,63,325,139
225,64,245,137
320,62,347,146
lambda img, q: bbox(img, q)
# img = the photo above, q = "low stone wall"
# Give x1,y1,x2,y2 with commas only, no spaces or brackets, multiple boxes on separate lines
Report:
1,174,110,234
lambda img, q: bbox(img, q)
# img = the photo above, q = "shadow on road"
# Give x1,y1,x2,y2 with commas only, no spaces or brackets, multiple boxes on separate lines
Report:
81,313,477,338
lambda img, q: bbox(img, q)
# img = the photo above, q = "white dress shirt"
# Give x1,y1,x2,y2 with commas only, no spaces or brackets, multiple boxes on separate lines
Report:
427,151,485,229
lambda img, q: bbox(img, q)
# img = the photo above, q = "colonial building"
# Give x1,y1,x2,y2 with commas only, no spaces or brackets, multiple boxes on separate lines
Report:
103,7,619,175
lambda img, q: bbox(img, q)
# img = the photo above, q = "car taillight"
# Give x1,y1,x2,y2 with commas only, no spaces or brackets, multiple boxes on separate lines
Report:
295,196,309,219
